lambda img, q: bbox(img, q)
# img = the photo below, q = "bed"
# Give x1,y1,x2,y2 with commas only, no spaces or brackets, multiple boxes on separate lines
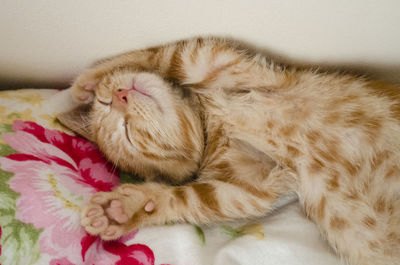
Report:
0,88,342,265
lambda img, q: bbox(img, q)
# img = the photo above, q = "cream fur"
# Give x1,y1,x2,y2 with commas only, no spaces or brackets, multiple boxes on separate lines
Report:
64,37,400,265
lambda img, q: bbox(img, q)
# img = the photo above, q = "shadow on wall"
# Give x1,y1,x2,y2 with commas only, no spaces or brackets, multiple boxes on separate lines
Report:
0,79,69,90
0,68,72,90
1,38,399,90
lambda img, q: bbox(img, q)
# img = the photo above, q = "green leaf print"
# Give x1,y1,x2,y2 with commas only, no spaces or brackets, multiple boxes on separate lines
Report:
194,225,206,245
0,123,13,134
0,123,12,131
0,142,42,265
0,144,17,157
221,224,265,240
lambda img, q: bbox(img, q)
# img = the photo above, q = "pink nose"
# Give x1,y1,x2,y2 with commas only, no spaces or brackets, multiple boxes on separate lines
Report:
114,89,129,103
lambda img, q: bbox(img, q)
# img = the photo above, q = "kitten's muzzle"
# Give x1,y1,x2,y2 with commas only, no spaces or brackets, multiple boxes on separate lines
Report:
114,89,129,104
111,89,129,111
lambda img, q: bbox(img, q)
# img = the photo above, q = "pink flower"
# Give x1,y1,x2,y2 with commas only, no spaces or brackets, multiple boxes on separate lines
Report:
0,121,155,265
50,257,75,265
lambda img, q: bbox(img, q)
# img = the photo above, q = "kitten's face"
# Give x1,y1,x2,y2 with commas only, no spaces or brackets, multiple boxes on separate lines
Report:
90,71,203,182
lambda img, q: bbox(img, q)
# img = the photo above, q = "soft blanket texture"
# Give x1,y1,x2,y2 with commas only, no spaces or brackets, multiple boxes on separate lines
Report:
0,88,341,265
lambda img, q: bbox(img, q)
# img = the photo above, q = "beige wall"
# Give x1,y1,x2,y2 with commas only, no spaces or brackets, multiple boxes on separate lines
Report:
1,0,399,89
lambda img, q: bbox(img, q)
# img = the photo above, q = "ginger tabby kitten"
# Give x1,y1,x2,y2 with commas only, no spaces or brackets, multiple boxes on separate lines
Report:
63,37,400,265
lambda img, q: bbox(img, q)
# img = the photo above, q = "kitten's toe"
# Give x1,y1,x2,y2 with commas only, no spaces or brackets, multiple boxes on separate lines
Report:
81,204,104,226
70,79,98,104
84,216,109,235
90,192,111,205
71,85,95,104
77,90,94,103
100,225,125,241
83,81,98,91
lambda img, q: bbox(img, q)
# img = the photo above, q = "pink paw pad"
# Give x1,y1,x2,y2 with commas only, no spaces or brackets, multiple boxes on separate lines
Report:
87,207,100,217
91,217,107,228
91,194,106,204
78,94,89,101
84,82,98,91
104,226,118,237
106,200,129,224
144,200,155,212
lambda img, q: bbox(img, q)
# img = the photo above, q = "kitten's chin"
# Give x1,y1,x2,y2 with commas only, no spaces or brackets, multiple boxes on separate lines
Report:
111,98,127,112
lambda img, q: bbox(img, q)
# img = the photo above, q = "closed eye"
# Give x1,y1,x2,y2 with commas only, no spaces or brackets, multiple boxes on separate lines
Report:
97,97,112,106
95,90,112,106
124,119,133,144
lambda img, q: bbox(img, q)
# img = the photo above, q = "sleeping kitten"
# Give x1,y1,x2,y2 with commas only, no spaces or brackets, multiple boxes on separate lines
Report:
63,37,400,265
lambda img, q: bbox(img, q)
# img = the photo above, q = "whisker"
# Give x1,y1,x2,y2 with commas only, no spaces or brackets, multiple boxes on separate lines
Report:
108,145,123,185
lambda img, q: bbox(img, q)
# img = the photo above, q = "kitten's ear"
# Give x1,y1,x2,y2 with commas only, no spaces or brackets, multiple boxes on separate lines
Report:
57,104,94,141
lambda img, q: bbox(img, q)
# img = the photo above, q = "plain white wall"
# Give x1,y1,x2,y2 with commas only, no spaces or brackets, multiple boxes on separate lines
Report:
0,0,399,88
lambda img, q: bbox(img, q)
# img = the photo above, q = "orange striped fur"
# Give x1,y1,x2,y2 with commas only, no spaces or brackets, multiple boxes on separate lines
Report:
67,37,400,265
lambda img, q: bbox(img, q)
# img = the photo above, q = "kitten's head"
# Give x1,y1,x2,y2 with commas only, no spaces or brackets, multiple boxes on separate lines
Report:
61,71,204,183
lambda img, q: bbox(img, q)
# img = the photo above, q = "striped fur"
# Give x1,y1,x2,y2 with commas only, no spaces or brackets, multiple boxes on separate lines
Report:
71,37,400,265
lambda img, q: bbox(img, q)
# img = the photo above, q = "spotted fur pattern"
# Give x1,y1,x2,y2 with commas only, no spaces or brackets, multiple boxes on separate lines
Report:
69,37,400,265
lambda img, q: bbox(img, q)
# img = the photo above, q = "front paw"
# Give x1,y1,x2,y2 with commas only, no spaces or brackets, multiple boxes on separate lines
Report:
70,72,101,104
80,185,156,240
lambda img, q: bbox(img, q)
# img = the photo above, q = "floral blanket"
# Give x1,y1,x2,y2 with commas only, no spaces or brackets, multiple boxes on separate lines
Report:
0,88,341,265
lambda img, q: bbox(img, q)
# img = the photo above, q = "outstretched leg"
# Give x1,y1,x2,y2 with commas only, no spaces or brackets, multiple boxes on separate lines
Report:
81,164,295,240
